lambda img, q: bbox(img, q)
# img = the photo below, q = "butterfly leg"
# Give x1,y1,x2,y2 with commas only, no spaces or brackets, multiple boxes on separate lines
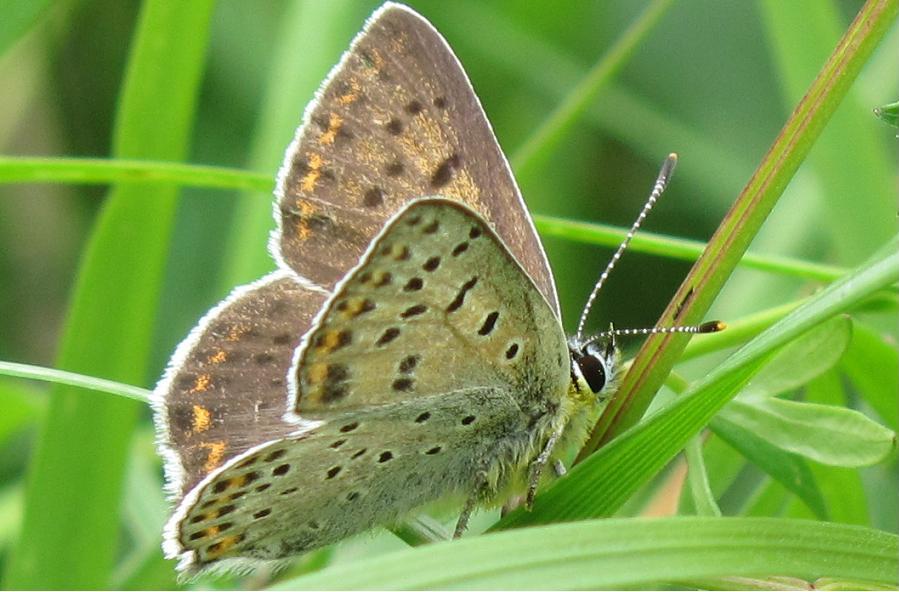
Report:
553,459,567,477
454,469,489,538
526,426,564,509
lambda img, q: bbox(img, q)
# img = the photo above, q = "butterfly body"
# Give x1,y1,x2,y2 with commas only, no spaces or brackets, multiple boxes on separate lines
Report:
162,198,594,569
154,2,617,574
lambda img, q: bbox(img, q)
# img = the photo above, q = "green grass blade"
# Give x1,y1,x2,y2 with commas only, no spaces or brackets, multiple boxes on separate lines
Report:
580,0,899,456
275,518,898,590
533,214,850,282
0,156,271,191
1,0,215,587
0,156,857,285
0,361,149,403
499,237,898,528
684,436,722,517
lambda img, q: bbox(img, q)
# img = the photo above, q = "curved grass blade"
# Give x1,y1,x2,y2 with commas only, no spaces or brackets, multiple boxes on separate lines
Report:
0,155,857,285
275,517,898,590
0,361,149,403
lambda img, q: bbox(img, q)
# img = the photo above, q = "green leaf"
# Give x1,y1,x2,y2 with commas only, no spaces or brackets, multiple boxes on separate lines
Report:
2,0,215,588
805,370,870,525
720,397,895,467
712,414,827,519
276,518,898,590
740,316,852,398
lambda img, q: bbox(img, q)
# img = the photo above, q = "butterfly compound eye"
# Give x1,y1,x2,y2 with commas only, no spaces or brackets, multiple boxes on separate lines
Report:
576,346,607,395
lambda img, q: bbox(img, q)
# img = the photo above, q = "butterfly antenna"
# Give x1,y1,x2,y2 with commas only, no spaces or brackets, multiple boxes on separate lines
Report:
575,153,678,341
582,320,727,350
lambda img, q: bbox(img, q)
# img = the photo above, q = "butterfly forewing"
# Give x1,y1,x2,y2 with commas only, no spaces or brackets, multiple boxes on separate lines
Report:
153,272,327,496
292,198,569,416
275,3,558,314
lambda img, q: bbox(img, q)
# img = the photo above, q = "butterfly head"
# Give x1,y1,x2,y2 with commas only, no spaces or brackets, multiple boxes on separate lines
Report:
567,333,620,405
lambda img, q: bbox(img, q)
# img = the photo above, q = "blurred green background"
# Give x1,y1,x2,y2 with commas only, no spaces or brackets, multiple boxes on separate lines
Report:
0,0,895,588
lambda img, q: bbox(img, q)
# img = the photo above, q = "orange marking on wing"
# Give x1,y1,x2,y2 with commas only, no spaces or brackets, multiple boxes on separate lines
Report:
300,153,324,192
189,374,212,394
315,329,349,354
389,244,408,260
371,271,391,286
207,350,227,364
337,78,360,105
294,199,316,240
343,298,370,318
307,362,328,385
226,324,250,342
200,441,226,473
206,534,244,558
390,31,408,54
319,113,343,145
370,48,385,70
192,405,212,433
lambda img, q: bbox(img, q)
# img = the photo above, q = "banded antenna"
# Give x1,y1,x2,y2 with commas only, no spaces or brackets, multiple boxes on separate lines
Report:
574,153,724,344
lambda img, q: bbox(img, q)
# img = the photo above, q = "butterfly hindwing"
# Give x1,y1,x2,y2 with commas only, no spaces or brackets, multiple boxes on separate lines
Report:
292,198,569,416
274,3,558,313
153,271,327,497
168,386,527,570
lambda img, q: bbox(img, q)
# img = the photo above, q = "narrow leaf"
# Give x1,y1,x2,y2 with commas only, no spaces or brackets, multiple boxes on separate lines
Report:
712,414,827,519
277,518,899,590
740,316,852,398
721,398,896,467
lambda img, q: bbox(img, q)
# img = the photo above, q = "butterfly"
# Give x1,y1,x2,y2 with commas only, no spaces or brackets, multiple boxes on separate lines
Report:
152,1,719,574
